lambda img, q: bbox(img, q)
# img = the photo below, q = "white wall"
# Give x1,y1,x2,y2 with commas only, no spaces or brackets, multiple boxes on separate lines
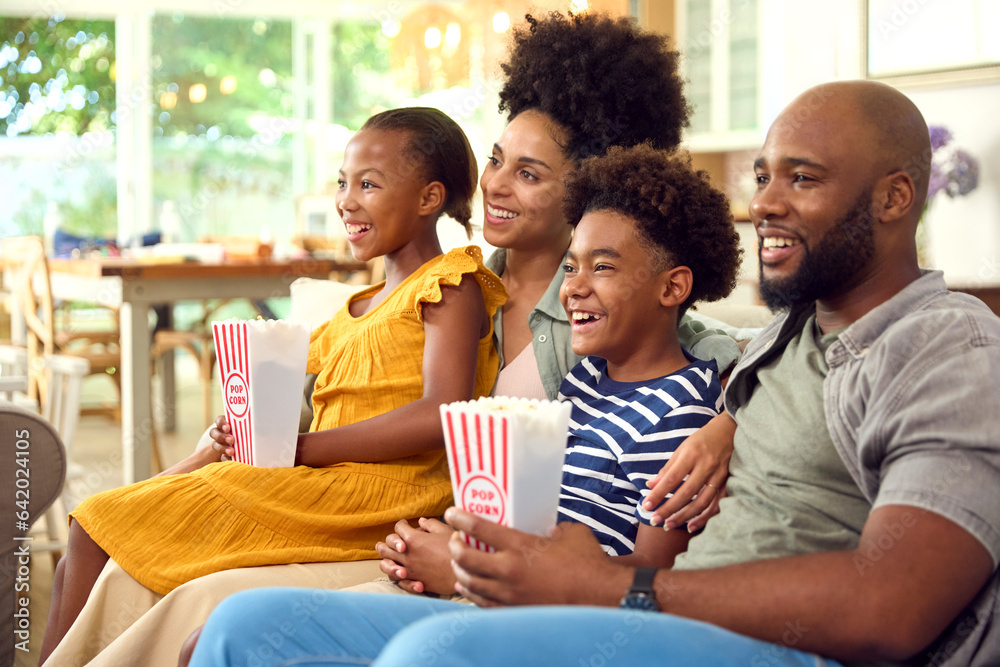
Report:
907,83,1000,286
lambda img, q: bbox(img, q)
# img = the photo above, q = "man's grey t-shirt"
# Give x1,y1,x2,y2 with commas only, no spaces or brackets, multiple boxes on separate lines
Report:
693,273,1000,666
674,314,870,570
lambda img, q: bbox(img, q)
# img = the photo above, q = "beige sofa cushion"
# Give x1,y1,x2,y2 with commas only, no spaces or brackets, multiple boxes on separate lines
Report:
689,302,773,342
289,277,368,331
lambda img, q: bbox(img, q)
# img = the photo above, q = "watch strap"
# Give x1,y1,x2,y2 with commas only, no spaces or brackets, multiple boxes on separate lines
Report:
619,567,660,612
631,566,657,594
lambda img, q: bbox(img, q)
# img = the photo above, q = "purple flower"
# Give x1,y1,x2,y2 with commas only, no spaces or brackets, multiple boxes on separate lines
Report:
925,125,979,208
945,149,979,198
929,125,952,152
928,161,947,200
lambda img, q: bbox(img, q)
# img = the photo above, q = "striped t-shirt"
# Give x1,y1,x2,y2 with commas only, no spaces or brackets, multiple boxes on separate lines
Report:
557,355,722,556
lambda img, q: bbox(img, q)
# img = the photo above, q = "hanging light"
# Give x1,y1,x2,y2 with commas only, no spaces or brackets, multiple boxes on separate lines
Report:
390,5,472,91
160,90,177,109
424,27,442,49
444,22,461,48
188,83,207,103
492,12,510,33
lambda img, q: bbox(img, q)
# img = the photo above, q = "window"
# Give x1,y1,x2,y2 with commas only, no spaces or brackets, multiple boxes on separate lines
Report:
150,14,295,241
679,0,761,146
2,1,633,249
0,15,117,239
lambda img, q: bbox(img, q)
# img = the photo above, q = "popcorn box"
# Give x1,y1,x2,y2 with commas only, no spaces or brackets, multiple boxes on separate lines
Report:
212,318,310,467
441,397,571,551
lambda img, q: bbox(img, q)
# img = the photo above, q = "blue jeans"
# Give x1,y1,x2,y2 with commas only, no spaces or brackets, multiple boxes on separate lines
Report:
189,588,841,667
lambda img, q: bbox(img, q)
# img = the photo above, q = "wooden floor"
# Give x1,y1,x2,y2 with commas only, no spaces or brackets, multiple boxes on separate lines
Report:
15,357,217,667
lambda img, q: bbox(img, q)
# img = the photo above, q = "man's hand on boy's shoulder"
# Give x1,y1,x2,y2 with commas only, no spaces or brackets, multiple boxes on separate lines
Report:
445,508,629,608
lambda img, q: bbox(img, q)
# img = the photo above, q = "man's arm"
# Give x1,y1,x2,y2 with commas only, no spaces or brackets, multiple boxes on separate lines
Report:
611,523,691,568
446,503,993,663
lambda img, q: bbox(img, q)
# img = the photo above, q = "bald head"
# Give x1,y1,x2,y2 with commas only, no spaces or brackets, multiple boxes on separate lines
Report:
778,80,932,213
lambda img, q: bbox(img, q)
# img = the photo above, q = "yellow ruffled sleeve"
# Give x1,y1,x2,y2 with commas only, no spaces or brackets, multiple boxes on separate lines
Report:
413,246,507,323
306,319,332,375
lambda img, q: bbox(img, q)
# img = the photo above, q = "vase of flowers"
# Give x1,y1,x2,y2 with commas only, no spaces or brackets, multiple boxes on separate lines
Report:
919,125,980,267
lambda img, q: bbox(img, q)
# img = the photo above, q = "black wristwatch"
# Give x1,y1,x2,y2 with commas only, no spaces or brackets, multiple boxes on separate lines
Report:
619,567,660,612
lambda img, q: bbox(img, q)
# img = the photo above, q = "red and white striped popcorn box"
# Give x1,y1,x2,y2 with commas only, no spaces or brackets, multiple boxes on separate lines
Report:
212,318,310,468
440,396,571,552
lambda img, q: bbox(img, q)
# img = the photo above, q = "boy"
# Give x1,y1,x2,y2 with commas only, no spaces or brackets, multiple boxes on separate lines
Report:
555,142,741,566
376,143,743,590
380,142,743,588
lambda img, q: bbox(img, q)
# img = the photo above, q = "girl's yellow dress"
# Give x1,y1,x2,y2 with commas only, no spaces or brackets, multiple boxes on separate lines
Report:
72,246,506,595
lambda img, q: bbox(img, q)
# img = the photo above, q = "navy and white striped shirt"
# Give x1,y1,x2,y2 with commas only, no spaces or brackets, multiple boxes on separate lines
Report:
557,355,722,556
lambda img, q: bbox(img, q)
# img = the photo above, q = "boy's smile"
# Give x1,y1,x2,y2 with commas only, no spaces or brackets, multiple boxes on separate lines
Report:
569,309,605,330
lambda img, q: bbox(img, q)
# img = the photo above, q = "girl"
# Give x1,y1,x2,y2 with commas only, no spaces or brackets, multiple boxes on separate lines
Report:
39,107,507,664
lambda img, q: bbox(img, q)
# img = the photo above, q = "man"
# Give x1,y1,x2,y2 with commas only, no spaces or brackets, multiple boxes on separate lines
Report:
191,81,1000,666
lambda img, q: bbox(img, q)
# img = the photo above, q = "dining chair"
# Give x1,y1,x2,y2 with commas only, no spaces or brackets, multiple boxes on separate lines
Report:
0,344,28,401
0,352,85,567
151,315,217,428
30,353,90,566
14,236,122,419
9,237,211,462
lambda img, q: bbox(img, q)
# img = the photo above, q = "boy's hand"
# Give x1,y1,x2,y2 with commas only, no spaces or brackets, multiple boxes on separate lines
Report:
376,518,457,595
446,508,622,608
643,411,736,530
209,415,235,461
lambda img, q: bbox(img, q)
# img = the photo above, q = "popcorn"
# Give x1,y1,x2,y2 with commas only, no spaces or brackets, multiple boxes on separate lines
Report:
441,396,571,551
212,318,310,467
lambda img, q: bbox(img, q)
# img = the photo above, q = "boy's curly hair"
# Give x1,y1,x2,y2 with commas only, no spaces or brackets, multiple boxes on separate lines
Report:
564,144,742,314
499,12,690,161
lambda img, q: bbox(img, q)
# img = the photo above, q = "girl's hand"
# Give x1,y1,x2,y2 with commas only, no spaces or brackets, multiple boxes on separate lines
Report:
642,411,737,530
156,443,223,477
375,517,457,595
209,415,235,461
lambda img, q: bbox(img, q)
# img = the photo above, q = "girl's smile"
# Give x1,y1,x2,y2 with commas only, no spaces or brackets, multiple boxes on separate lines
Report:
336,128,432,264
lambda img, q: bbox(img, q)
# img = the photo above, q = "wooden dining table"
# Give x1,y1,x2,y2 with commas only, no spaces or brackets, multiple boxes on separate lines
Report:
42,255,365,484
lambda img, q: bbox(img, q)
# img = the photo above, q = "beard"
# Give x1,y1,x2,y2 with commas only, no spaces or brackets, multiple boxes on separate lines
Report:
758,189,876,311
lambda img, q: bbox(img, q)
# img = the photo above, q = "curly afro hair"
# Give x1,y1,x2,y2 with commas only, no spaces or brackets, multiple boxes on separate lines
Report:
564,144,742,315
498,12,690,162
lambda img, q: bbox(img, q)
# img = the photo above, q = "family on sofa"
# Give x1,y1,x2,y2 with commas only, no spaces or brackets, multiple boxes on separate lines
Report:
39,11,1000,667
